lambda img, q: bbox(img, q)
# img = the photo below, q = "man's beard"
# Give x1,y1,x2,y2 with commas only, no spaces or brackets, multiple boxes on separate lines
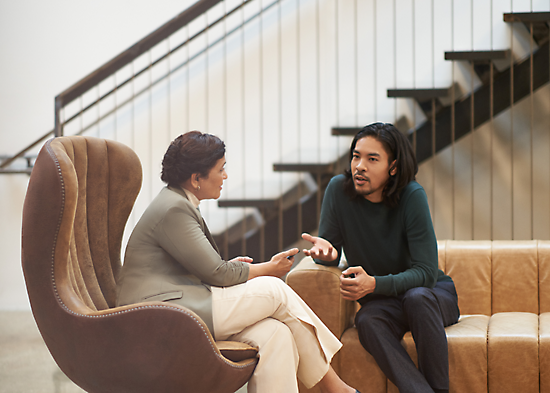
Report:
353,172,374,196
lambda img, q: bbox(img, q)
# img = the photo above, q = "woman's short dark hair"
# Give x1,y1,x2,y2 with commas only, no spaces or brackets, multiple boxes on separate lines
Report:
161,131,226,187
343,122,418,207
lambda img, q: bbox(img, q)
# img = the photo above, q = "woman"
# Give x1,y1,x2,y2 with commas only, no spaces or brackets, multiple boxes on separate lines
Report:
117,131,359,393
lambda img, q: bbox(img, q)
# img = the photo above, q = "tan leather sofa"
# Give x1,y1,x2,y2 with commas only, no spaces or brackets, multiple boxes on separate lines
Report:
286,240,550,393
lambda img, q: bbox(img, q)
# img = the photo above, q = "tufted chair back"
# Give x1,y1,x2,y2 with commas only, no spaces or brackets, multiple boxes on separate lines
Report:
22,136,257,393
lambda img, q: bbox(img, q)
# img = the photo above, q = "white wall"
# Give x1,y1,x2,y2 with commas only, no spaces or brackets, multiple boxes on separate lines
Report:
0,0,198,310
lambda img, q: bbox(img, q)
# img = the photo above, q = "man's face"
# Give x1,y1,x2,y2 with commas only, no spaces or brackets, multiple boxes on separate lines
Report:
350,136,396,203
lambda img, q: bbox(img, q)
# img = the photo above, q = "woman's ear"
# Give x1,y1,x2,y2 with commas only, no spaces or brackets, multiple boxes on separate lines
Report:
191,173,201,190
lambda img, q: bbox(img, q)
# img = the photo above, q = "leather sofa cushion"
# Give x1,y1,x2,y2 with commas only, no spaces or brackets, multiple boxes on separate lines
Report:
488,312,539,393
540,313,550,393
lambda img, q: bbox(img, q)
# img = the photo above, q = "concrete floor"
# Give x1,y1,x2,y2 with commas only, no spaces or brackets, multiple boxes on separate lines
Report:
0,310,247,393
0,311,85,393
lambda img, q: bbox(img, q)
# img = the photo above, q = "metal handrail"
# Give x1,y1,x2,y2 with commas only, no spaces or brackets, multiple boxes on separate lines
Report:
60,0,267,136
54,0,222,136
2,0,273,170
0,130,53,169
64,0,279,138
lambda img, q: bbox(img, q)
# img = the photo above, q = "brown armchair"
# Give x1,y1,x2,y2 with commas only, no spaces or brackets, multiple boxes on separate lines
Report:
21,136,257,393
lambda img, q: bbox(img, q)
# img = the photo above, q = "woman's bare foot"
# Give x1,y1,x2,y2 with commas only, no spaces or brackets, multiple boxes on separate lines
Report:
316,365,357,393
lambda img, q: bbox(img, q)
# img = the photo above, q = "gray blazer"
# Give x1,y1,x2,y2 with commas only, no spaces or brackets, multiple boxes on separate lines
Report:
116,186,249,333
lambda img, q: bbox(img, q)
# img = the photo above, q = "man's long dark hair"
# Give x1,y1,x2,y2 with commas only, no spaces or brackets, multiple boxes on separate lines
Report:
343,122,418,208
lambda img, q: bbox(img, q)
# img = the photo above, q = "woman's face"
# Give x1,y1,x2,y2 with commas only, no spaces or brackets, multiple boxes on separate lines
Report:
196,156,227,200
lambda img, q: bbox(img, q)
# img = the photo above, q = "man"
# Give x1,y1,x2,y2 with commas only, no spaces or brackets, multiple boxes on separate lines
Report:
302,122,460,393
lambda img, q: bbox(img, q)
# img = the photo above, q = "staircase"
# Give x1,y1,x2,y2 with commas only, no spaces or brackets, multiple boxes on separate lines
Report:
2,3,549,257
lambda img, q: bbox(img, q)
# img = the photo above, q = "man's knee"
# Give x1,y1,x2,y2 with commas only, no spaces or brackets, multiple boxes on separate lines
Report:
402,287,439,319
355,306,392,348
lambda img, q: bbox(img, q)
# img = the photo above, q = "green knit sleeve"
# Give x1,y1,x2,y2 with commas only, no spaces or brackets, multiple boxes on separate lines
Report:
373,186,438,296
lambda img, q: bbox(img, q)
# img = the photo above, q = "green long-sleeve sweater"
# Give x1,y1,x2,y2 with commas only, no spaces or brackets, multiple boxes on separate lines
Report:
316,175,451,302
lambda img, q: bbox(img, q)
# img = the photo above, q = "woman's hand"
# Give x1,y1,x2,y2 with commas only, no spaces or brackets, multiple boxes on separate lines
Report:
230,256,253,263
268,248,298,277
247,248,299,279
301,233,338,262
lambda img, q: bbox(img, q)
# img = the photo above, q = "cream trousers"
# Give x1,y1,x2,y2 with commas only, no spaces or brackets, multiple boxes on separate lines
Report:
211,276,342,393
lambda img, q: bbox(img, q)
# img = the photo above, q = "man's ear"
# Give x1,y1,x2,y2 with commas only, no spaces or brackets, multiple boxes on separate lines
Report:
389,160,397,176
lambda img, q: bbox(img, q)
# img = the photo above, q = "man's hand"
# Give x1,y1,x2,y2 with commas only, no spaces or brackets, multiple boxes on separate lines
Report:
301,233,338,262
340,266,376,301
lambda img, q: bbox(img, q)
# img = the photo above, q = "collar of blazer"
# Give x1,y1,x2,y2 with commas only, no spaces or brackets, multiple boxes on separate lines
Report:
168,185,200,209
166,185,221,256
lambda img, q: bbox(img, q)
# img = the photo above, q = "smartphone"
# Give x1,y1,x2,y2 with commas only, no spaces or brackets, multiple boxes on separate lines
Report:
286,250,300,259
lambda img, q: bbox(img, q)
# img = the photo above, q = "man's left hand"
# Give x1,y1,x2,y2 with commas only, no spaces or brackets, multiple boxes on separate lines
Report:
340,266,376,301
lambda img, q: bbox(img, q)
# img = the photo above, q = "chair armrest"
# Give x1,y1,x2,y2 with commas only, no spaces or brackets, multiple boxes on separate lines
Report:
286,256,356,338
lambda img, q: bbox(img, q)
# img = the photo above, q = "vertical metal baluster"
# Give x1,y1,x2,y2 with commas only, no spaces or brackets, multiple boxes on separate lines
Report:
470,60,474,240
114,73,118,141
432,97,436,224
470,0,474,240
80,96,84,135
167,38,171,147
374,0,377,123
241,1,247,257
316,0,322,225
529,22,534,239
451,0,455,239
431,0,436,228
149,50,153,202
278,0,283,252
335,0,340,162
223,1,229,260
186,25,190,134
260,0,265,261
131,61,135,151
97,85,101,137
510,15,514,239
205,11,209,134
393,0,397,125
490,61,494,240
297,0,302,239
353,0,362,127
489,0,493,240
412,0,417,153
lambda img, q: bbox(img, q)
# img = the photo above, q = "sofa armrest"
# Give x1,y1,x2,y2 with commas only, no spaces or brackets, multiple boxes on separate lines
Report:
286,256,356,338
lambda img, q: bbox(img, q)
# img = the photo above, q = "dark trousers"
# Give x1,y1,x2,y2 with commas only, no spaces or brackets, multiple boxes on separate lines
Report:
355,281,460,393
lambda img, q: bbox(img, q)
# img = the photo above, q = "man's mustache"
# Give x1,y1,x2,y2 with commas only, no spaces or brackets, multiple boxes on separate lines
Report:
353,171,370,182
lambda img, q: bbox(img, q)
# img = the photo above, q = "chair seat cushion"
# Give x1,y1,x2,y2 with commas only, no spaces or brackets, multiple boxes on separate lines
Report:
217,341,259,363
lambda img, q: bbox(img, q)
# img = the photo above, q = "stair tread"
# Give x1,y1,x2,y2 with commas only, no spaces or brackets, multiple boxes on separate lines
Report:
445,50,510,61
387,88,450,100
503,11,550,22
218,199,280,209
273,163,335,174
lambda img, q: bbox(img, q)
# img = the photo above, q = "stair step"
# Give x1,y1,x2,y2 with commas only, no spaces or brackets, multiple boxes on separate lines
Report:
387,88,450,102
273,163,335,174
218,199,280,209
503,12,550,23
444,50,510,62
